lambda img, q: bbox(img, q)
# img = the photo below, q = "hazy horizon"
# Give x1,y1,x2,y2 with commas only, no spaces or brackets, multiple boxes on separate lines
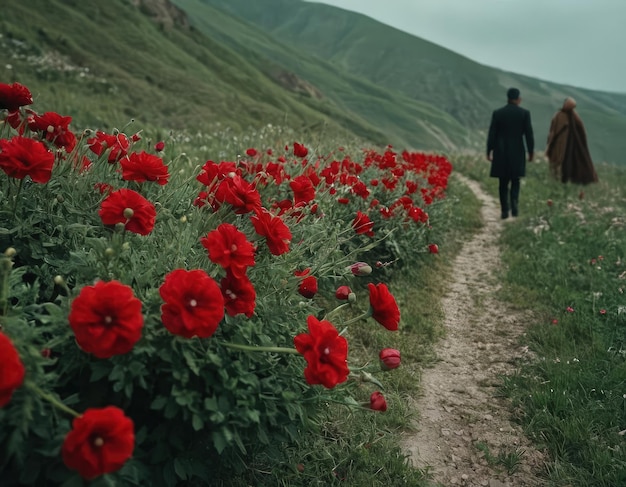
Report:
308,0,626,94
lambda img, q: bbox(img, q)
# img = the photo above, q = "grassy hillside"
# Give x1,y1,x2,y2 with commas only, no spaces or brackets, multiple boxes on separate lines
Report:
201,0,626,165
0,0,389,146
171,0,473,152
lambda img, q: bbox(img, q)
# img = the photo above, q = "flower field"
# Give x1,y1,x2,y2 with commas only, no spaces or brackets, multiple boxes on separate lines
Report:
0,82,454,485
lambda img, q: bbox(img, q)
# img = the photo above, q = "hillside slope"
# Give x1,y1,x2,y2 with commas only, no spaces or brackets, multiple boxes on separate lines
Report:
0,0,388,146
201,0,626,165
171,0,473,152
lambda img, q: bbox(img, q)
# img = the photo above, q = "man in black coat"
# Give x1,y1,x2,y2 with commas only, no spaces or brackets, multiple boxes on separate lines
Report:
487,87,534,219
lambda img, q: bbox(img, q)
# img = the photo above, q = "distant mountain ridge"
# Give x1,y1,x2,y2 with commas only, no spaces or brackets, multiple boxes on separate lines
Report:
194,0,626,165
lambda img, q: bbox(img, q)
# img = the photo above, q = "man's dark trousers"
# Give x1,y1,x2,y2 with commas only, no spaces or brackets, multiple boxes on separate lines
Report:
499,177,520,218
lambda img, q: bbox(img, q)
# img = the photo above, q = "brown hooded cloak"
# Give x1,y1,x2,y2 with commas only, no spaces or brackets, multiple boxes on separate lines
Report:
546,97,598,184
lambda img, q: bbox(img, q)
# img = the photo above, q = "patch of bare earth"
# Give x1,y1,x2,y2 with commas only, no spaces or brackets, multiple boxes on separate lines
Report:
401,175,548,487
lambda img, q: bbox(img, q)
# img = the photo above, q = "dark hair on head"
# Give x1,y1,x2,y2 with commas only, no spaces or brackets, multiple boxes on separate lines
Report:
507,88,520,100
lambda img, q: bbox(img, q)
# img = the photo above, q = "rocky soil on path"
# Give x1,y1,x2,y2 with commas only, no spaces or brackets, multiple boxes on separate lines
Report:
401,175,548,487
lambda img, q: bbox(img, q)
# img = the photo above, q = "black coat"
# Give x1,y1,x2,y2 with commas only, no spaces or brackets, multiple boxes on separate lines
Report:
487,103,534,178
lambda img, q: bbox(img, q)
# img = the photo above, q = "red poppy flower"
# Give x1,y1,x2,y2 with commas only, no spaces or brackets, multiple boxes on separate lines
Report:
428,243,439,254
250,209,292,255
293,142,308,158
352,211,374,236
62,406,134,480
196,160,238,189
298,275,318,299
120,151,169,185
87,131,131,163
369,391,387,412
379,348,401,370
0,82,33,111
159,269,224,338
408,206,428,223
245,147,258,157
98,188,156,236
0,332,25,408
263,161,286,184
294,315,349,389
0,136,55,183
201,223,255,278
220,270,256,318
290,175,316,205
214,175,262,214
28,111,77,152
368,283,400,331
68,280,144,358
350,180,370,199
154,141,165,152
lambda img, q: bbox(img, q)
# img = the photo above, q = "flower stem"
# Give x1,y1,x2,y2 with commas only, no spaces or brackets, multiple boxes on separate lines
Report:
323,302,351,321
0,255,12,316
218,341,300,355
10,178,24,221
26,381,81,418
341,309,372,326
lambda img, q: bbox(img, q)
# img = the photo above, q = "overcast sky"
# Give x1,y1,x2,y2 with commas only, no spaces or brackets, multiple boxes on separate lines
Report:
308,0,626,94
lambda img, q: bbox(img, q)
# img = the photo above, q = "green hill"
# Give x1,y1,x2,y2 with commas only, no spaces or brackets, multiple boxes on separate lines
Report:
198,0,626,165
170,0,473,151
0,0,391,145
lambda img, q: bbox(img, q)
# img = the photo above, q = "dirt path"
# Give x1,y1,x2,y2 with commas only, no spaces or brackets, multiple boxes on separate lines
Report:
401,174,547,487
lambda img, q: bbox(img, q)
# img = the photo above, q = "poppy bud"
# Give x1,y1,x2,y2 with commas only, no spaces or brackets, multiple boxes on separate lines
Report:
369,391,387,412
379,348,401,370
347,262,372,276
428,244,439,254
335,285,352,300
154,141,165,151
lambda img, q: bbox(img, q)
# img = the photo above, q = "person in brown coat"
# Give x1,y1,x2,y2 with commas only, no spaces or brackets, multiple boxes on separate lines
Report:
546,97,598,184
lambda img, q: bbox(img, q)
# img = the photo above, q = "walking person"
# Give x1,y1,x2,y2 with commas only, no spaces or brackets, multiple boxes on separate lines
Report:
546,97,598,184
486,87,534,219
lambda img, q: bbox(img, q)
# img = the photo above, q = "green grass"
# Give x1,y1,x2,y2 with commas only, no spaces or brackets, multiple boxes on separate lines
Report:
453,155,626,486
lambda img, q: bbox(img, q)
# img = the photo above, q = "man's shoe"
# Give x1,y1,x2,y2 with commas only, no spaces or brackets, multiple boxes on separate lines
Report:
501,211,509,219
